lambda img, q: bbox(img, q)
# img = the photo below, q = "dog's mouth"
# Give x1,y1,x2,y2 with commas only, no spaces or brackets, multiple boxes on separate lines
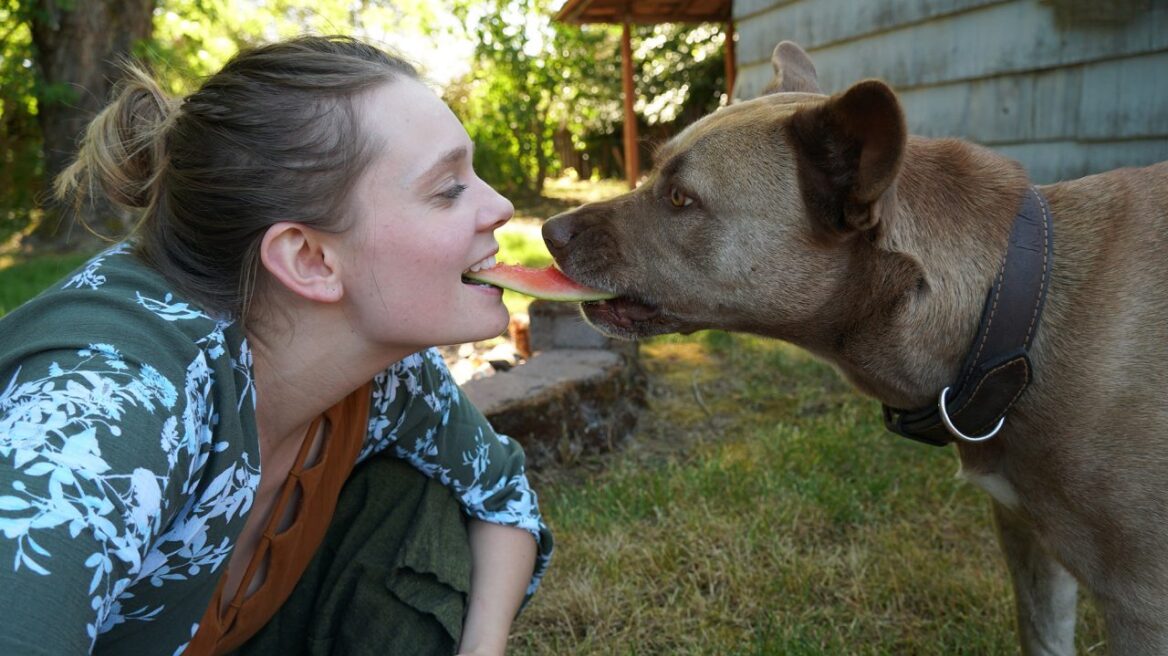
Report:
580,295,677,338
551,257,685,338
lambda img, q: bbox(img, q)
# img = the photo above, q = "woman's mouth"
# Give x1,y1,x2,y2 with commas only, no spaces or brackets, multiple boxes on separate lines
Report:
462,254,500,289
466,254,497,273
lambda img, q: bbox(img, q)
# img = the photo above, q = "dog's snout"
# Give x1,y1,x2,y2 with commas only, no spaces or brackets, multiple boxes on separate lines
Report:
542,213,580,255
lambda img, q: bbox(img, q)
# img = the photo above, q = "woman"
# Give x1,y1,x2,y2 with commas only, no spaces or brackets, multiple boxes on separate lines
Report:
0,35,551,655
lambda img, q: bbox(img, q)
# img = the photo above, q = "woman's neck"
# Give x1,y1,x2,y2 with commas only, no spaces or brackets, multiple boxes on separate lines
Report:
244,297,414,458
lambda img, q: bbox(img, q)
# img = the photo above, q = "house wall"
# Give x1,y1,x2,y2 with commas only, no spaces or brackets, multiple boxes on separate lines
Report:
733,0,1168,183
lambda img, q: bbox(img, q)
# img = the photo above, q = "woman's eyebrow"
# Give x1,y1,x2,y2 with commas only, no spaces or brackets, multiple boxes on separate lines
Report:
413,146,467,187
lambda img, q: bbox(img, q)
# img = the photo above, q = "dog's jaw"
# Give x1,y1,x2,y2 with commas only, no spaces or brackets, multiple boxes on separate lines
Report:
579,297,696,340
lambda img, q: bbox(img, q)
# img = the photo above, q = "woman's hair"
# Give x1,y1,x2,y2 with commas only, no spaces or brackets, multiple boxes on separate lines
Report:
55,35,420,323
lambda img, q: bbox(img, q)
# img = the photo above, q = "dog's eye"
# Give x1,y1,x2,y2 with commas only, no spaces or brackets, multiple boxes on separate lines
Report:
669,186,694,208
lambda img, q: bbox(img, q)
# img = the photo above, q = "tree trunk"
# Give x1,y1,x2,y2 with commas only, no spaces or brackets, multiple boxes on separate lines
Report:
27,0,154,252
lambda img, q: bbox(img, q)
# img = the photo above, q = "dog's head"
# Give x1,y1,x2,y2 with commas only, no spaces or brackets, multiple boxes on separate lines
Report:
543,41,908,342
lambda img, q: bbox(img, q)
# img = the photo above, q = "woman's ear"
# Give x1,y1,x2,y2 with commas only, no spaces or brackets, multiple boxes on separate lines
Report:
259,222,344,303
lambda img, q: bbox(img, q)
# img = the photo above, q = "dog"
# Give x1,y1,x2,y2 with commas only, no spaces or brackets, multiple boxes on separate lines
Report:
542,41,1168,655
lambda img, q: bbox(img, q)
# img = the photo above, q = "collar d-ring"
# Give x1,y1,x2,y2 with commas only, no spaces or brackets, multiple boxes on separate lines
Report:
938,386,1005,442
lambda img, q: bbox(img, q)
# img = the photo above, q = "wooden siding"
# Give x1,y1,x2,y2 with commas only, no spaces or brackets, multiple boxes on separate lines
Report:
732,0,1168,182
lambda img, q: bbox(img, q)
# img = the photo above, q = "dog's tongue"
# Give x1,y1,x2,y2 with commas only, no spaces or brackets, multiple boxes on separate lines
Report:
464,263,617,302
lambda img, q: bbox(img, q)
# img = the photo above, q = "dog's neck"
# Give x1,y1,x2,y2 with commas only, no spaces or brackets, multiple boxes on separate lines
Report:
811,136,1032,409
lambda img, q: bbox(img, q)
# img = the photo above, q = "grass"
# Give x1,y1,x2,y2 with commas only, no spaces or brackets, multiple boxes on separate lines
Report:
0,250,95,316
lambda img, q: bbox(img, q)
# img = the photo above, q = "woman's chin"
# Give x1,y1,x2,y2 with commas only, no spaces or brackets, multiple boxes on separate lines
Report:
460,308,511,345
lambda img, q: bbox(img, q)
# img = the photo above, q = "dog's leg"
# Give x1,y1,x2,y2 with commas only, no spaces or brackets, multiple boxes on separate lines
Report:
992,501,1079,655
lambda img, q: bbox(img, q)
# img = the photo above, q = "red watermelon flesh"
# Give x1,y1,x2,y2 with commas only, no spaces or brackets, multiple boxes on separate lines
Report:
463,263,617,301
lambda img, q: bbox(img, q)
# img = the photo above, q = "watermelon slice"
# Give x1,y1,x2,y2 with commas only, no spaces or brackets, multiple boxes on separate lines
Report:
463,263,617,302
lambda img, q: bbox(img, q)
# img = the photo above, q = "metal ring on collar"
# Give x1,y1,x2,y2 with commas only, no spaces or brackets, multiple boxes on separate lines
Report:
937,386,1005,443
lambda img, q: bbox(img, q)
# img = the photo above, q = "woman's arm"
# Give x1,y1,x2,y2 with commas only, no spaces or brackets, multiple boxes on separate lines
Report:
457,520,537,656
361,349,555,596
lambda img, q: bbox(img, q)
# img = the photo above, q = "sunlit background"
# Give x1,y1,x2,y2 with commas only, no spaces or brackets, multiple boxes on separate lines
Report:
0,0,729,257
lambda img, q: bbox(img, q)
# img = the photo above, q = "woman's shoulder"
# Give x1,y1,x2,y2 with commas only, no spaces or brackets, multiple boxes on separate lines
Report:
0,243,247,385
3,244,237,352
0,242,257,468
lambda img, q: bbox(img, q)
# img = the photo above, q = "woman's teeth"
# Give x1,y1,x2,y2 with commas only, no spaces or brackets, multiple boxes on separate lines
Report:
466,255,496,273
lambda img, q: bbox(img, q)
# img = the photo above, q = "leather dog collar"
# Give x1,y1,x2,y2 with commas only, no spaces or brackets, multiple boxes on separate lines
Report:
883,186,1054,446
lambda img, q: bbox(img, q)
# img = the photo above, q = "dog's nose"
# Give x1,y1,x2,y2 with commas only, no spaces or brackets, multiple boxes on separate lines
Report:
542,213,578,254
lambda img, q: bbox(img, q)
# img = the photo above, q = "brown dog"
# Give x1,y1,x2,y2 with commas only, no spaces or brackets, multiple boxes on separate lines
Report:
542,41,1168,655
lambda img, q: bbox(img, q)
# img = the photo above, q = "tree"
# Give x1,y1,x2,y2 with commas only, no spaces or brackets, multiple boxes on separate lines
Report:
446,0,605,195
2,0,461,252
446,0,726,195
19,0,155,251
1,0,726,251
1,2,45,249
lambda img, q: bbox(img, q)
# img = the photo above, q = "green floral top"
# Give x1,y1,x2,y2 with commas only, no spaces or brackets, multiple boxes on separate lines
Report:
0,244,552,655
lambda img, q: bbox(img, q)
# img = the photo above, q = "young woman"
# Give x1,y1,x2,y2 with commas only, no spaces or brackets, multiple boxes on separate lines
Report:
0,35,551,656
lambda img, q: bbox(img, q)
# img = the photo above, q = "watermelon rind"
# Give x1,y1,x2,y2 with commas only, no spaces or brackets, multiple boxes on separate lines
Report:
463,264,618,302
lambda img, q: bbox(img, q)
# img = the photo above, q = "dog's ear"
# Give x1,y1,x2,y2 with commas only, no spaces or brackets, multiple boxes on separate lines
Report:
763,41,822,95
784,79,906,237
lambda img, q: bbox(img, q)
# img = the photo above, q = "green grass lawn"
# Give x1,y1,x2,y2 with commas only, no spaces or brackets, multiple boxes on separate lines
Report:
0,250,95,316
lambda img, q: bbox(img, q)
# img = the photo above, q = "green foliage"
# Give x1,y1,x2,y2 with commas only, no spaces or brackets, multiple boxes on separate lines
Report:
145,0,389,93
635,24,727,128
2,0,728,250
0,1,42,246
445,0,573,193
446,1,727,194
0,0,455,252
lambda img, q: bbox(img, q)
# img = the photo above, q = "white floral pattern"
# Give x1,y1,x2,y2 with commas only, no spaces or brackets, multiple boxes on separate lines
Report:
61,242,131,291
1,244,552,654
364,348,553,597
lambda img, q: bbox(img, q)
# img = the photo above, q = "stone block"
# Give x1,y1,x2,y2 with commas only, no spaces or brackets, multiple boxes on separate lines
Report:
461,349,646,468
527,299,638,358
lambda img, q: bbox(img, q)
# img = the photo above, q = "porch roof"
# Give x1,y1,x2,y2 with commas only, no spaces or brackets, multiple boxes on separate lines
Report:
554,0,731,25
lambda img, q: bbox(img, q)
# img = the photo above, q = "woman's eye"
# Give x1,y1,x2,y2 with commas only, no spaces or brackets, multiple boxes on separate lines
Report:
440,183,468,201
669,186,693,208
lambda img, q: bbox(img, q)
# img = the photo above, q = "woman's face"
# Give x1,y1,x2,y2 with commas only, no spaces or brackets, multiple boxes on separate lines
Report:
339,78,514,353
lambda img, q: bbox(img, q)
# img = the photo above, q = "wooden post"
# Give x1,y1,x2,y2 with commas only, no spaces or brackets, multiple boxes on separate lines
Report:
621,20,640,188
724,20,736,100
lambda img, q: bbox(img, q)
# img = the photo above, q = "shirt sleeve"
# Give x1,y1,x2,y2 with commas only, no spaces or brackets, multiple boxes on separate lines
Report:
0,344,199,654
359,348,553,599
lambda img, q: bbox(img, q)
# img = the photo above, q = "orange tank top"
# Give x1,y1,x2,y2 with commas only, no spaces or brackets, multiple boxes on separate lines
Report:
185,382,372,655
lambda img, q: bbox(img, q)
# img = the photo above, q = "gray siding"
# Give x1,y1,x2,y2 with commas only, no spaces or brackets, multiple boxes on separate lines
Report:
733,0,1168,183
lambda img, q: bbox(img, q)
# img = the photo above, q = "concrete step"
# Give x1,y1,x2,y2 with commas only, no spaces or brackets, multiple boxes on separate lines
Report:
461,348,646,468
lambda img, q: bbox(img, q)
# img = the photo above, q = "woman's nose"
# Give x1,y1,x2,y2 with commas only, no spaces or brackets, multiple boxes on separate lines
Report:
482,187,514,231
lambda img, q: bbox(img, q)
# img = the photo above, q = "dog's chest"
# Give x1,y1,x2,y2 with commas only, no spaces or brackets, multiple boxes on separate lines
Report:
960,469,1021,510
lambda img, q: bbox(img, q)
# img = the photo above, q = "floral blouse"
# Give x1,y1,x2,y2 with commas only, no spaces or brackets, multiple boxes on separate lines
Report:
0,244,552,655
